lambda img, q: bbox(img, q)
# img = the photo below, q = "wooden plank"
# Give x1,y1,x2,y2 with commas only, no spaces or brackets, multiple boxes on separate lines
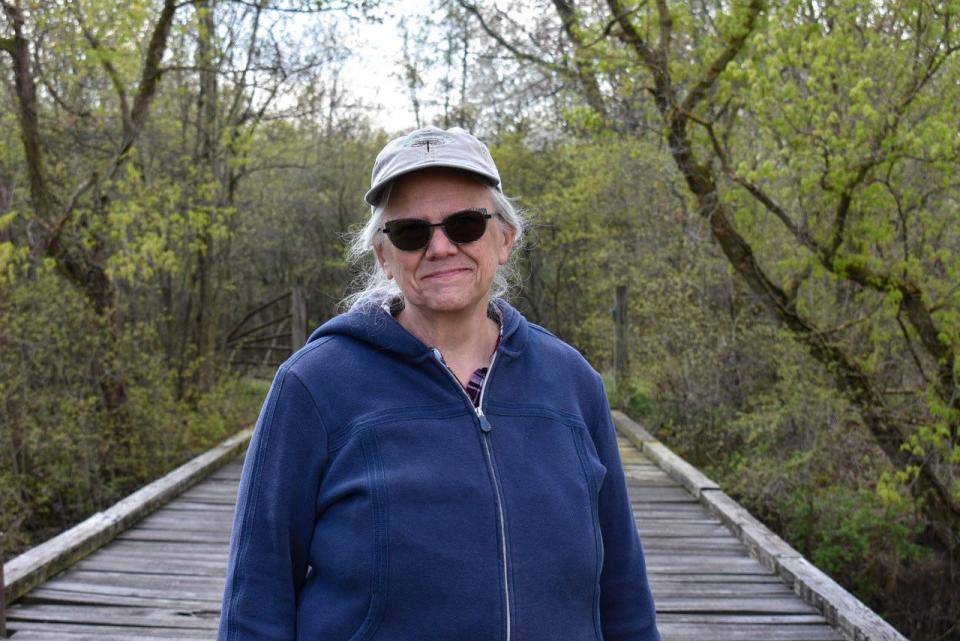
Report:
6,603,219,630
115,528,230,544
632,500,703,511
645,556,769,575
642,539,746,553
647,572,782,583
35,578,222,602
72,556,225,576
637,523,734,538
658,613,830,624
654,595,818,614
97,539,228,555
23,586,220,610
657,621,843,641
649,581,796,598
44,570,224,591
3,429,252,605
7,620,213,639
136,513,233,529
158,501,235,512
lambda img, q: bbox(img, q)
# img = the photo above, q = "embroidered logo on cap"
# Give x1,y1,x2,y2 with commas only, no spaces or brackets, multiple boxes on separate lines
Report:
402,131,455,151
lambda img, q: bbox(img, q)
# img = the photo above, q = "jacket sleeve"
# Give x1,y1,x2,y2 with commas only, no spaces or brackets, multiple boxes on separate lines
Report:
588,374,661,641
218,366,327,641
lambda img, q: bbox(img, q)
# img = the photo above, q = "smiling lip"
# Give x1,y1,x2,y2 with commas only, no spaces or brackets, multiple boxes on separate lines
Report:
423,268,471,280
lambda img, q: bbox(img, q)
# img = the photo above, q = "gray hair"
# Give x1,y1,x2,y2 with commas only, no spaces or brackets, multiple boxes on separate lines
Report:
341,183,526,312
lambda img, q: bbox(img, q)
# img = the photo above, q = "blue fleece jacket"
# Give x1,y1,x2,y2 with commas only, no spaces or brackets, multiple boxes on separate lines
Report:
218,300,660,641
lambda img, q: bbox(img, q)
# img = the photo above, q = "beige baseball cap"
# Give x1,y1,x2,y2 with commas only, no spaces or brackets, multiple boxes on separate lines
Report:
365,126,501,207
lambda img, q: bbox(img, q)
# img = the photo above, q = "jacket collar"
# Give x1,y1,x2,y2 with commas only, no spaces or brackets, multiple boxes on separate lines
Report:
307,298,527,361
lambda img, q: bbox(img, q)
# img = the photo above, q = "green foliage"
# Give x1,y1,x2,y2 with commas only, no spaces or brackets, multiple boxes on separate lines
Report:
0,260,266,555
603,372,653,418
3,0,959,637
799,488,925,600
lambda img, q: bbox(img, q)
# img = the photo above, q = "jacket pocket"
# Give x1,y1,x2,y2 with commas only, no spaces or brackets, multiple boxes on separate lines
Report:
347,428,389,641
299,427,389,641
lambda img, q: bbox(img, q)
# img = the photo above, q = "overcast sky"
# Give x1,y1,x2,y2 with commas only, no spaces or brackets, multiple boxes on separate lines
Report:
338,1,437,133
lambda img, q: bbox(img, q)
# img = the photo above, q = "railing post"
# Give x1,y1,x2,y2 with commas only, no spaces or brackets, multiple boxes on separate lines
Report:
1,531,7,638
612,284,629,408
291,286,307,351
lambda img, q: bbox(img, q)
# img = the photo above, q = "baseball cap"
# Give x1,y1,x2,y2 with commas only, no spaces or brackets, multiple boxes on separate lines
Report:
365,126,501,207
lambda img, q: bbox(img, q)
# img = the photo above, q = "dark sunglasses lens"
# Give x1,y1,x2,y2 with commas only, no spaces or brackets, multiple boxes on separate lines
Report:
444,211,488,243
388,220,431,251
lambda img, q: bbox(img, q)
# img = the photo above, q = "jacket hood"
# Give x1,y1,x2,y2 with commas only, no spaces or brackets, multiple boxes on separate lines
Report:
306,298,528,361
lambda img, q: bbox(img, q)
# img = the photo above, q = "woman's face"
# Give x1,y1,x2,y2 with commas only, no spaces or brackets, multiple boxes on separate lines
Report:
374,168,515,320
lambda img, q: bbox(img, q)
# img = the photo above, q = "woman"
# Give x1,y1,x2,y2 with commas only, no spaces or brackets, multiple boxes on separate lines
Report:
218,126,660,641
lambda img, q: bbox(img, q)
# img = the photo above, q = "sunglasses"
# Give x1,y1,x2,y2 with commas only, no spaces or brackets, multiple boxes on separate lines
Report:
380,208,493,251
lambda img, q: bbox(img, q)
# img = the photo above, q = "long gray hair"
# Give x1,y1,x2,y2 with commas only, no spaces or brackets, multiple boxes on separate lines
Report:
342,182,526,312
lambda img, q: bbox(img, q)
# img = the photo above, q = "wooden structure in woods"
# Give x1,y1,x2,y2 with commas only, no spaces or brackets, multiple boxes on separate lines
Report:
225,287,308,374
1,414,907,641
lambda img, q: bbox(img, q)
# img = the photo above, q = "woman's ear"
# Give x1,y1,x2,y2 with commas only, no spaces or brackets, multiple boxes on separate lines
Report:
497,226,517,266
373,242,394,279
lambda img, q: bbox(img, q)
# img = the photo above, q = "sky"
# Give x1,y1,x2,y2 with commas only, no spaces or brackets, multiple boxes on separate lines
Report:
337,0,438,133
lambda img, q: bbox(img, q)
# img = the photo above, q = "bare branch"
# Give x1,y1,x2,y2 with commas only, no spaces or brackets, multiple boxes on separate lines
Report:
605,0,658,69
680,0,763,114
456,0,565,72
69,0,132,137
45,173,98,253
897,306,932,386
106,0,178,182
1,0,55,221
692,110,824,256
551,0,607,118
655,0,672,60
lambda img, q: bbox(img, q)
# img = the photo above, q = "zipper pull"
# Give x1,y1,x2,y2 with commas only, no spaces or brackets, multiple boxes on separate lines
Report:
478,412,493,432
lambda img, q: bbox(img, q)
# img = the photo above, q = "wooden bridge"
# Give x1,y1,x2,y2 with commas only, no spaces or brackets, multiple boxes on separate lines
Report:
1,413,906,641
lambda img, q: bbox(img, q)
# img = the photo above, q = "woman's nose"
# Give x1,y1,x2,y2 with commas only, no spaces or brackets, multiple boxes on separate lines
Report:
424,226,459,259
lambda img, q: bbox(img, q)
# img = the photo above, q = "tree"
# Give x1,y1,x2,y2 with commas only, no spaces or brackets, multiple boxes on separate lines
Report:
1,0,178,414
460,0,960,555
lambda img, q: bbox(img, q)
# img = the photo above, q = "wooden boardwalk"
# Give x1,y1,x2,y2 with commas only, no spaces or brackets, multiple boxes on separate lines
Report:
2,421,894,640
618,437,843,641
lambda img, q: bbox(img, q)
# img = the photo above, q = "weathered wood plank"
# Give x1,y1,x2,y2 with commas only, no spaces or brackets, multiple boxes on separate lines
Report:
654,595,818,614
43,570,224,591
7,602,218,628
6,603,220,629
72,556,225,576
33,578,222,602
23,586,220,610
657,622,844,641
6,620,214,639
648,581,796,597
115,528,231,544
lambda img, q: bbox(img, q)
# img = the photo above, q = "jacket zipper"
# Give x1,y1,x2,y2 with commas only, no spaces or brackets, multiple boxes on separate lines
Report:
432,349,511,641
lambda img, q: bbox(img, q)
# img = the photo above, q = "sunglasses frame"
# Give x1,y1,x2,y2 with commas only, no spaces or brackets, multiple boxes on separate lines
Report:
379,208,493,252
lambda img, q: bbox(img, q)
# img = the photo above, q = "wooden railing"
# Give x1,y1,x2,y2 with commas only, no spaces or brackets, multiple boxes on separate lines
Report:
1,429,252,613
613,411,908,641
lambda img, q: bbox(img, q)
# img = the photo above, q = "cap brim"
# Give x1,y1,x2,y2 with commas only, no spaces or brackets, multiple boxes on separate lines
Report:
364,162,500,207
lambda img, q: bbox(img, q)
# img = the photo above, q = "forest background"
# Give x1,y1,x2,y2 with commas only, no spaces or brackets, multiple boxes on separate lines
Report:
1,0,958,639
